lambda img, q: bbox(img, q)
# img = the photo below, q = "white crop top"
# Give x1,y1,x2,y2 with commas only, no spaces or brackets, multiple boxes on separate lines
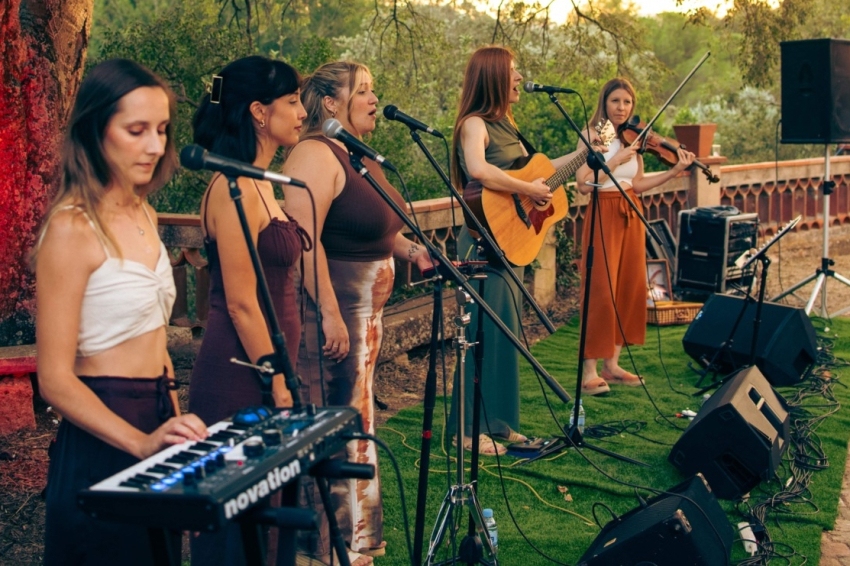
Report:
41,206,176,357
599,139,639,190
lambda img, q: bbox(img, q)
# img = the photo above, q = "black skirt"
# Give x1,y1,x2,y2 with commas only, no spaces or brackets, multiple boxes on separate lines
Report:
43,375,177,566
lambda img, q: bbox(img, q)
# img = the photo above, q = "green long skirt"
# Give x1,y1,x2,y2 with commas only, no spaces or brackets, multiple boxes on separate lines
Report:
447,226,524,440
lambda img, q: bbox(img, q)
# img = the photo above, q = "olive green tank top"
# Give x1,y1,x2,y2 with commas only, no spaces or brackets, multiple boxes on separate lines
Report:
457,116,526,183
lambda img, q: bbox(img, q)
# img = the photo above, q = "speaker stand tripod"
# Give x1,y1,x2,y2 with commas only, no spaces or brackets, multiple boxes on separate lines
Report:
772,145,850,316
424,287,497,565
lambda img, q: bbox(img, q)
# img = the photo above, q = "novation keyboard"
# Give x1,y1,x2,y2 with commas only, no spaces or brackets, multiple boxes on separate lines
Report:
77,405,362,532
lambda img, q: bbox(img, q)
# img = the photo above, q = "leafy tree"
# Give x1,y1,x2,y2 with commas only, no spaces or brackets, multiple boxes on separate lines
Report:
1,0,94,344
93,0,252,212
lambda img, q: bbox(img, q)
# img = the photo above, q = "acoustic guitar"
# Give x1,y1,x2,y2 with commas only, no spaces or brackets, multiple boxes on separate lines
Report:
463,120,615,266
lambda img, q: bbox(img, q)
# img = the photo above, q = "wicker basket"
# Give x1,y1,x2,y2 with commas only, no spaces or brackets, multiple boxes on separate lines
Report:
647,301,703,326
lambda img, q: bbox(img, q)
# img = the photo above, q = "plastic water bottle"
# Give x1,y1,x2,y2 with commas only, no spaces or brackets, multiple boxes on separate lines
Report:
482,508,498,554
569,400,586,434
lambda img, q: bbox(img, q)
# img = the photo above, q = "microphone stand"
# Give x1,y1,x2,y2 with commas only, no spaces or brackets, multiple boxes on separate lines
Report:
522,95,660,467
346,154,571,558
224,174,303,411
405,128,557,565
343,153,570,397
223,174,313,566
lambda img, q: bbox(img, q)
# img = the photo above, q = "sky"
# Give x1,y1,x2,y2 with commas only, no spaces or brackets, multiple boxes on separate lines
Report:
500,0,737,19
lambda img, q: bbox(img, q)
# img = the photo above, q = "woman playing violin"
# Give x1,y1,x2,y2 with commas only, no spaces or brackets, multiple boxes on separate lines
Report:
575,78,695,395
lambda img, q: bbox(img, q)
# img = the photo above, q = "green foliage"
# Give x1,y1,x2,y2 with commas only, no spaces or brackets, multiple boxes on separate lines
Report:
292,35,339,74
92,0,252,213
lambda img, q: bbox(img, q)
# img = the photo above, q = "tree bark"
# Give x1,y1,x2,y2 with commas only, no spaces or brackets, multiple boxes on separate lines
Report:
0,0,93,343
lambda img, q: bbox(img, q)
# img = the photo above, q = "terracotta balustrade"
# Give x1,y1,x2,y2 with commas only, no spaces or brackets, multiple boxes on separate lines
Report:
155,154,850,327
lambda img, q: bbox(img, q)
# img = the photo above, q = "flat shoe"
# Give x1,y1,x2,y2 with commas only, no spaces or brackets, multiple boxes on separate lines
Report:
581,377,610,396
600,369,644,386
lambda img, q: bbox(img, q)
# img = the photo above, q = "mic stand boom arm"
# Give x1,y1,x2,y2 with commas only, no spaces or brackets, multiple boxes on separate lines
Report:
407,129,556,334
349,155,572,404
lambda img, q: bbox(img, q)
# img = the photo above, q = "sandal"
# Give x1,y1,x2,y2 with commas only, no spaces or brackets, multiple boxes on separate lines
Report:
491,428,528,443
600,369,644,386
453,434,507,456
356,541,387,557
581,377,610,396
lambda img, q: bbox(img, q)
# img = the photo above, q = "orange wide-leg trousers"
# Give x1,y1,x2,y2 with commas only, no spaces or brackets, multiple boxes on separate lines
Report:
579,189,647,360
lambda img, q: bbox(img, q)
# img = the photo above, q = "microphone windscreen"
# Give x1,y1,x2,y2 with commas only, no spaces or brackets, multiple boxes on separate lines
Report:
322,118,343,139
382,105,398,120
180,144,206,170
523,81,536,93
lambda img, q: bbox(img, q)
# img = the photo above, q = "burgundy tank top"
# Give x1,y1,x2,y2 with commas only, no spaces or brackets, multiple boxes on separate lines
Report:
311,136,406,261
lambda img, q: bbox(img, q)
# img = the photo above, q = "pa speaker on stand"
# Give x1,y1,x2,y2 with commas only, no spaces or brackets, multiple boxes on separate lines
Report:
577,474,734,566
773,38,850,316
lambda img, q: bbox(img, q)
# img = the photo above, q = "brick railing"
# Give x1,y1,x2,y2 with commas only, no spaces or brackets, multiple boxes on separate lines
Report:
158,154,850,328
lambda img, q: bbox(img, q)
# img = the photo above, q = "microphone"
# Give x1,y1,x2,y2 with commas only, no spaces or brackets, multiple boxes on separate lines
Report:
322,119,395,170
523,81,577,95
382,105,444,138
180,145,307,188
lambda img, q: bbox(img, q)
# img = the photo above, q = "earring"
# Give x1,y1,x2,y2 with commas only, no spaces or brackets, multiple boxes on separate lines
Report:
331,110,337,118
260,119,266,128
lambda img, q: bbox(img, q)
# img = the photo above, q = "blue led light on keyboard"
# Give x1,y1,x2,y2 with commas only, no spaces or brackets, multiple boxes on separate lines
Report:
162,477,178,485
151,483,167,492
219,446,232,453
182,467,194,475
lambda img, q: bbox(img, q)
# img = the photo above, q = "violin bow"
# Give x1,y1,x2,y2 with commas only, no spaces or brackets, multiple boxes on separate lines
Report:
628,51,711,149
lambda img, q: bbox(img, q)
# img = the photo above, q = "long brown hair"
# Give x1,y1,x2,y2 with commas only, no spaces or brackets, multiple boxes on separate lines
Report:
34,59,177,260
450,46,516,189
590,78,637,127
300,61,371,138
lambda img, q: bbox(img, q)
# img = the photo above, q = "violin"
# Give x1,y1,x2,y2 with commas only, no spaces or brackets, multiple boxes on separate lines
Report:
617,117,719,184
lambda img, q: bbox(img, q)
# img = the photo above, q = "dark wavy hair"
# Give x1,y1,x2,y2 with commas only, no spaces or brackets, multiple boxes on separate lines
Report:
192,56,301,163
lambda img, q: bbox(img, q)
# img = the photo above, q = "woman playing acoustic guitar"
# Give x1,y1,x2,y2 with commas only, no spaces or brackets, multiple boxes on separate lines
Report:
447,45,585,455
575,78,695,395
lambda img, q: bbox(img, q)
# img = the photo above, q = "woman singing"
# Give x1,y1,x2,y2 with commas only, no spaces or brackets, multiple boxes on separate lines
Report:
35,59,208,565
447,45,585,455
187,55,309,565
575,78,694,395
282,60,432,565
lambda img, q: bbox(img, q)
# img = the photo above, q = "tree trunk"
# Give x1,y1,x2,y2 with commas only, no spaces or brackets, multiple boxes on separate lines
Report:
0,0,93,344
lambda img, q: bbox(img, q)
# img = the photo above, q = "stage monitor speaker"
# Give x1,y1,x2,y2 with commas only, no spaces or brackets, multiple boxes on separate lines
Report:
682,294,817,386
780,38,850,144
577,474,734,566
668,366,790,500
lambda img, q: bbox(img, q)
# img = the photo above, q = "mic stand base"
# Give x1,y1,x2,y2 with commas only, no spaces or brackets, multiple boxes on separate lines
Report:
426,484,496,566
520,426,649,467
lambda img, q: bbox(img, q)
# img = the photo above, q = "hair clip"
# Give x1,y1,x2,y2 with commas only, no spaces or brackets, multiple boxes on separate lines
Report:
210,75,223,104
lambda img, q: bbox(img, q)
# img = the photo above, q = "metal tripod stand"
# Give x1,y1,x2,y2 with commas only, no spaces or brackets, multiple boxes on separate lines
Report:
424,287,497,566
772,145,850,316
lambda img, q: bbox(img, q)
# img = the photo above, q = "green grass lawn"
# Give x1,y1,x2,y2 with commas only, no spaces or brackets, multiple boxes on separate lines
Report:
374,316,850,565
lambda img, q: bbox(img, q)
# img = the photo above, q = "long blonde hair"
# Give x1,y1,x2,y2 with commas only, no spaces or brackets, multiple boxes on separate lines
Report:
451,46,517,189
300,61,372,138
34,59,177,260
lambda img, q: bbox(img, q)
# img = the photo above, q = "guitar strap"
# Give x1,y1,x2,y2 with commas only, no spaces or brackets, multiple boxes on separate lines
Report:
515,129,538,157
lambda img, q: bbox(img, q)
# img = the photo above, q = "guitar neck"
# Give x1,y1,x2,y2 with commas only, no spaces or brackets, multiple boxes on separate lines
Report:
545,146,590,191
